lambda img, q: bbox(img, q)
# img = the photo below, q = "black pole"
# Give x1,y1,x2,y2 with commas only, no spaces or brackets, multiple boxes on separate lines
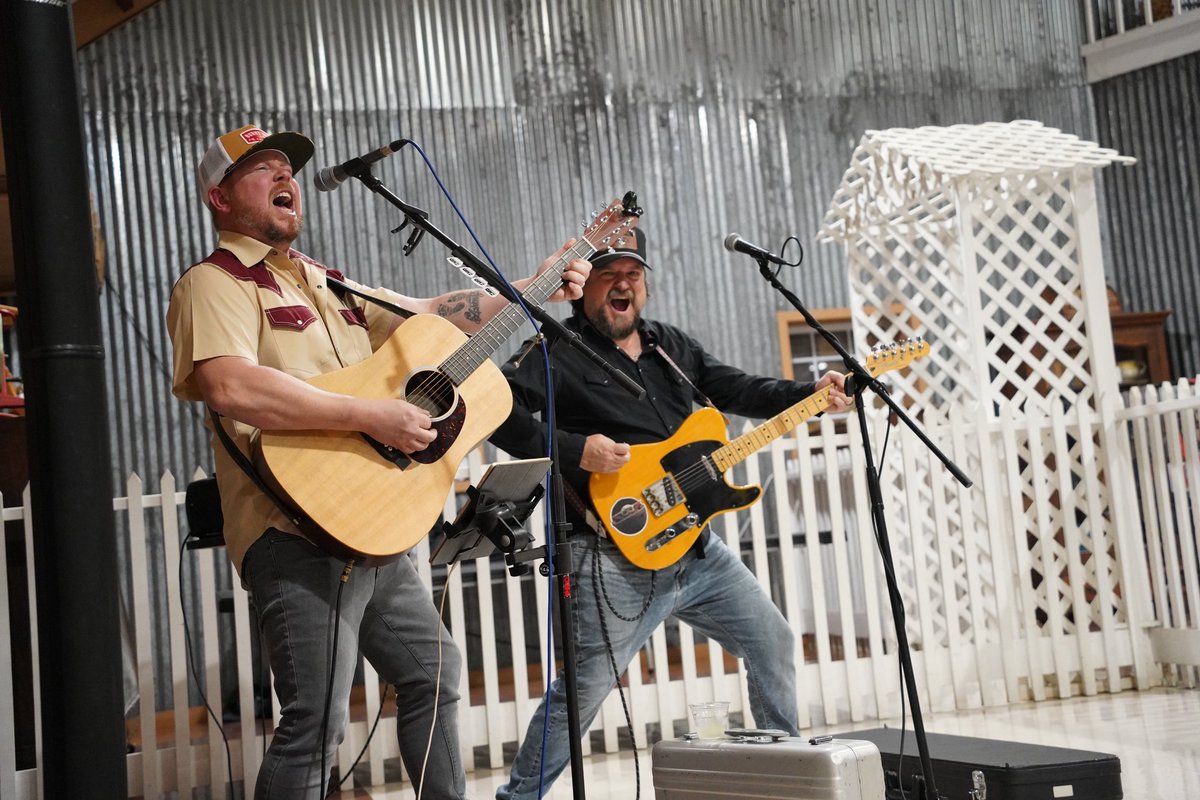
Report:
546,419,588,799
853,395,941,799
0,1,128,797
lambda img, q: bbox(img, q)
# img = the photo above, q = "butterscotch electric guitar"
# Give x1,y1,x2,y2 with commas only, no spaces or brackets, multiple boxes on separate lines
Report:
255,193,642,561
589,339,930,570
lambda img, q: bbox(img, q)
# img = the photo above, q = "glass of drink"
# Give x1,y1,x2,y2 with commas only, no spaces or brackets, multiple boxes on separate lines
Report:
688,701,730,739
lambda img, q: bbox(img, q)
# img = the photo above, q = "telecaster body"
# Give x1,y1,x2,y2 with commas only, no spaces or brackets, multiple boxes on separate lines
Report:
589,407,759,570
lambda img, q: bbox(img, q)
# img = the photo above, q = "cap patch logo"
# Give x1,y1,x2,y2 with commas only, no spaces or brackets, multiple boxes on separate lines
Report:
241,128,267,144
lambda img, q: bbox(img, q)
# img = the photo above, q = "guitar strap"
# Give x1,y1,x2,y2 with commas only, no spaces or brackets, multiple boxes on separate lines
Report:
562,480,607,538
207,406,317,536
652,343,719,411
325,274,417,320
649,343,716,559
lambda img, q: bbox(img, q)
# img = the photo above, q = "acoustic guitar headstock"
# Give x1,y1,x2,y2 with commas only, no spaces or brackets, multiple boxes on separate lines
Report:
581,191,642,253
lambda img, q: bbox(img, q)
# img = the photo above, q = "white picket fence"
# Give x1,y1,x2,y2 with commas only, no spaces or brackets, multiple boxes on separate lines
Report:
3,381,1200,798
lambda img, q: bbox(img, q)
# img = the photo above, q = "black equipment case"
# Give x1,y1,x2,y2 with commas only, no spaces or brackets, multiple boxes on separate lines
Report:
840,727,1122,799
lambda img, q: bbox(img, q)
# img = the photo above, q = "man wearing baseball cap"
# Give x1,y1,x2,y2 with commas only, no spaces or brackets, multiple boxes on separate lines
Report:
195,124,316,207
167,123,591,799
490,225,850,800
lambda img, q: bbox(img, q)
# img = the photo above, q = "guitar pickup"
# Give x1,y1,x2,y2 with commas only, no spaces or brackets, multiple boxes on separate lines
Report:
642,475,683,517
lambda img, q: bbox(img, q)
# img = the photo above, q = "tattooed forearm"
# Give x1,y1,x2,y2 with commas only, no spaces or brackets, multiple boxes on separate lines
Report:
437,290,483,324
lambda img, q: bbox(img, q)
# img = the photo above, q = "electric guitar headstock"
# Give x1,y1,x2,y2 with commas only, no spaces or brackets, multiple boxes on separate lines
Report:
581,190,643,254
865,337,931,377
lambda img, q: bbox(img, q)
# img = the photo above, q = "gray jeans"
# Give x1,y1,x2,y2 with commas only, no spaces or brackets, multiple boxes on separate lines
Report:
241,529,465,799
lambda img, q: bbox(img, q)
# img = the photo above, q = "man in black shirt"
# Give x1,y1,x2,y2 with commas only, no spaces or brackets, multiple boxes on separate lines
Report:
491,228,850,800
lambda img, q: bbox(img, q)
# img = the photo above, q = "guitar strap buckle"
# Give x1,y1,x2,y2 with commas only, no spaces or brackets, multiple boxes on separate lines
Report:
584,507,607,539
564,481,607,538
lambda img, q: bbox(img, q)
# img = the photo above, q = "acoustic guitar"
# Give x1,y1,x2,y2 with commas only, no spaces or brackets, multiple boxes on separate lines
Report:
255,193,642,561
588,339,930,570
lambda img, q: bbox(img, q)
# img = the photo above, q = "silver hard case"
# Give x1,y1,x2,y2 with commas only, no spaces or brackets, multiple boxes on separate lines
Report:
652,736,886,800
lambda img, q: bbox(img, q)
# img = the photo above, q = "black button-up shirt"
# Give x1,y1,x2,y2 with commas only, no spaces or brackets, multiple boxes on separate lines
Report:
490,313,817,524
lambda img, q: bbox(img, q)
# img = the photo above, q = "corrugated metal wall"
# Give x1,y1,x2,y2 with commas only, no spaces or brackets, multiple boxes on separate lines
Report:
1093,50,1200,378
76,0,1100,483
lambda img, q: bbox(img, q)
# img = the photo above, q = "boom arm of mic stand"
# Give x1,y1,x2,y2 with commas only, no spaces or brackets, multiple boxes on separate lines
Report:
350,169,645,401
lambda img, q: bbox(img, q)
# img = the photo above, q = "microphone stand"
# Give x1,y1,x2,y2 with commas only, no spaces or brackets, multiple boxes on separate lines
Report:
748,256,971,800
347,165,645,800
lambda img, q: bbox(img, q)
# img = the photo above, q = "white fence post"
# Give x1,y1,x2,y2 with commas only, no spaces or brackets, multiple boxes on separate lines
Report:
159,470,195,797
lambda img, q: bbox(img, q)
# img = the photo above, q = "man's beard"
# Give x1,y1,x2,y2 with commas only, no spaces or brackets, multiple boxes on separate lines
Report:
588,306,640,341
233,207,303,246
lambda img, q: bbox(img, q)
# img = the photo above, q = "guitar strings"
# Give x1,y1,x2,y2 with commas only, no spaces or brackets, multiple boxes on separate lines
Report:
397,238,602,415
661,341,918,497
630,341,921,519
663,386,835,497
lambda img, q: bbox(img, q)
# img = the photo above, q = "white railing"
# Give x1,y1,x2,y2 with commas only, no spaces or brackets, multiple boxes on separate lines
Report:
3,380,1200,798
1085,0,1200,41
1081,0,1200,81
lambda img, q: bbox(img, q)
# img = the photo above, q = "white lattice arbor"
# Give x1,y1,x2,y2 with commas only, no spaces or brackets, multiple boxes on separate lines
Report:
817,121,1154,701
818,120,1136,416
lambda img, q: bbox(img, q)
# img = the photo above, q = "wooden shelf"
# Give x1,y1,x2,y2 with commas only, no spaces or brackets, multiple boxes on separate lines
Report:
1112,309,1172,386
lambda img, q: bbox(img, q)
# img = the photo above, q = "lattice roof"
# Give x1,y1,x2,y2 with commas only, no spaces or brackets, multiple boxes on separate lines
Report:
817,120,1135,243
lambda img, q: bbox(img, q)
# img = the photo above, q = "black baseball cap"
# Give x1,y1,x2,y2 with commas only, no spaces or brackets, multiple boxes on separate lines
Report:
589,227,651,270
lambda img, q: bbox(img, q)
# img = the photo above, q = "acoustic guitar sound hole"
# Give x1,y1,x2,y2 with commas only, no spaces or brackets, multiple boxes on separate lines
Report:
404,369,466,465
405,369,456,418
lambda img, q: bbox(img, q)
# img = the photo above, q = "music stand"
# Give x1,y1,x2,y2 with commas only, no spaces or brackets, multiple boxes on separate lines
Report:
430,457,551,566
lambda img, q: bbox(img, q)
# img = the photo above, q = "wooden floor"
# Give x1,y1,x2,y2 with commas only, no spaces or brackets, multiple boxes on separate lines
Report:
333,686,1200,800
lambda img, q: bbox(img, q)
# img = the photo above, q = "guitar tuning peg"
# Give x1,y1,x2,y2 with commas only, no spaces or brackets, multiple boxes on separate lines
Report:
602,236,612,244
591,210,600,218
614,237,626,247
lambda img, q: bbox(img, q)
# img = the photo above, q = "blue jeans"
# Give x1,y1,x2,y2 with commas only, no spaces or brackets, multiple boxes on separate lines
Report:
496,531,798,800
242,529,465,799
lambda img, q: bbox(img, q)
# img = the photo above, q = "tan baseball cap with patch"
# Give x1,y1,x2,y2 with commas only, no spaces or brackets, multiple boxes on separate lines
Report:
196,124,314,206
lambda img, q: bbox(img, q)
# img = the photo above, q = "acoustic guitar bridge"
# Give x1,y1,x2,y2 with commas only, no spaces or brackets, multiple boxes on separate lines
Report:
361,433,413,469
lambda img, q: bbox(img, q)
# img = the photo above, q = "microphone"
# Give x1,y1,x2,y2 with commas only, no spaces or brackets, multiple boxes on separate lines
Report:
313,138,408,192
723,233,790,266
